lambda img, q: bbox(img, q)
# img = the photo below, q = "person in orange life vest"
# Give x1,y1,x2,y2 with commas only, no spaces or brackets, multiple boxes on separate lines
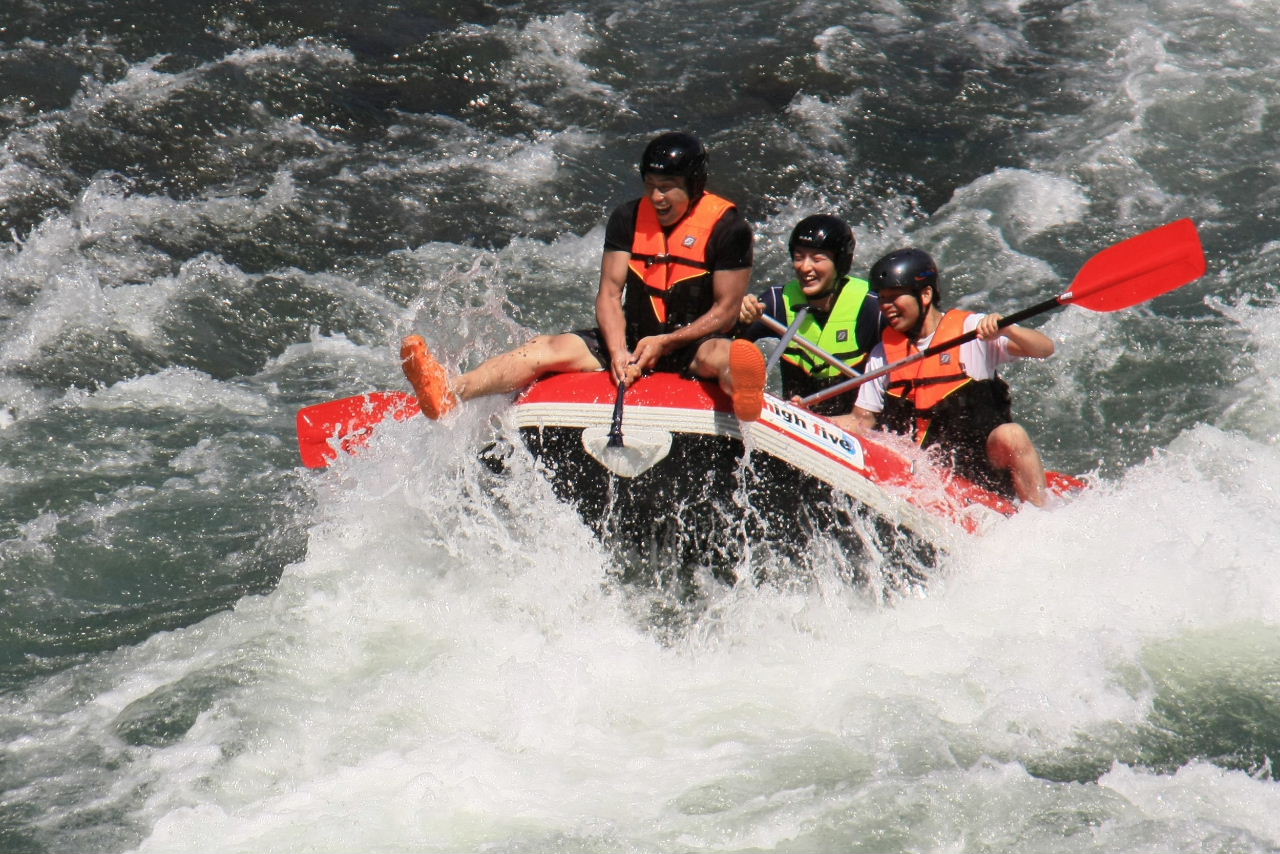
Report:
400,131,767,421
835,248,1055,506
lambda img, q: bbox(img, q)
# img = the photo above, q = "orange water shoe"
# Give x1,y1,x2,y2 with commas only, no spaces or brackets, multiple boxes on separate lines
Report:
729,339,766,422
400,334,457,419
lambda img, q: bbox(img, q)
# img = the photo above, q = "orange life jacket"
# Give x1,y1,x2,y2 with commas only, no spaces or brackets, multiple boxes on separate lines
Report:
627,192,735,325
881,309,977,445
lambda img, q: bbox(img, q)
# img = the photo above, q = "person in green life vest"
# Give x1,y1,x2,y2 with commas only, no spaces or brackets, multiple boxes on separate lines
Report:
737,214,885,415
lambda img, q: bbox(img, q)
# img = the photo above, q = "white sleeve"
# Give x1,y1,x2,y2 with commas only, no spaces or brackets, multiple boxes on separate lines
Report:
854,343,888,413
959,314,1014,378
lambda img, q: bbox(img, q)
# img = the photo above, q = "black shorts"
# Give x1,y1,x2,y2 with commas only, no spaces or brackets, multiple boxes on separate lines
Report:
929,442,1017,501
570,328,728,377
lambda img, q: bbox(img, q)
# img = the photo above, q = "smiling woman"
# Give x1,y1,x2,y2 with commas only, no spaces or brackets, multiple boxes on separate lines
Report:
849,245,1057,504
737,214,881,414
1,0,1279,851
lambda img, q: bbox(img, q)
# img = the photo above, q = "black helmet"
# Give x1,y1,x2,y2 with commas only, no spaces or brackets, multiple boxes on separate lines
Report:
788,214,855,278
639,131,708,198
869,248,941,303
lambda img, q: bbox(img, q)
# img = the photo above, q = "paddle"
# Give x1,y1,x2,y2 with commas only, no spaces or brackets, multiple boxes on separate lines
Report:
801,218,1207,408
296,390,418,468
763,306,809,373
580,379,673,477
757,313,858,380
606,381,628,446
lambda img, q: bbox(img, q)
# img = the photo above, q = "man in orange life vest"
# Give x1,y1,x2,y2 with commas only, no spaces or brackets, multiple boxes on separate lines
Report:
400,131,767,421
837,248,1055,506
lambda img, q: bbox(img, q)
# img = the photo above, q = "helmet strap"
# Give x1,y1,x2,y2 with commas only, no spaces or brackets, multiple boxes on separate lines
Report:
908,290,930,339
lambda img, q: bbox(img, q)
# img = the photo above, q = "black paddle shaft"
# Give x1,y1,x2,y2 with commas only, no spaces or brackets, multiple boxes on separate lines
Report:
607,382,627,447
803,295,1065,407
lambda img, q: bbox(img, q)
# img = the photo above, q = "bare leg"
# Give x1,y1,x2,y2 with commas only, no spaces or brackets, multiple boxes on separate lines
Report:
402,332,603,418
456,333,604,399
987,422,1048,507
689,338,730,383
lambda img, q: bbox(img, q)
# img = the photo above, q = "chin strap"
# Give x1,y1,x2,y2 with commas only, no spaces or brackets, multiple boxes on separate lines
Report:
802,275,846,306
907,293,929,340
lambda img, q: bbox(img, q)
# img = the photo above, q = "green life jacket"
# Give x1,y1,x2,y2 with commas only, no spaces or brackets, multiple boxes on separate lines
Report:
780,275,873,379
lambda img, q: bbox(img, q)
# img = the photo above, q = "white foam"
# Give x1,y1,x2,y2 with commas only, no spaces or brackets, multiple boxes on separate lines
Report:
505,13,619,105
88,393,1279,852
938,168,1091,243
0,173,298,364
813,25,882,73
80,367,269,416
1210,287,1280,444
1100,762,1280,849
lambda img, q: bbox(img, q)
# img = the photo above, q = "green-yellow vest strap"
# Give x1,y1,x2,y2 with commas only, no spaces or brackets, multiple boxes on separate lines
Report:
781,276,872,378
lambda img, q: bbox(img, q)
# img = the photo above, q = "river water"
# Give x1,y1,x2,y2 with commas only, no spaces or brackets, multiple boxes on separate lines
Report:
2,1,1279,851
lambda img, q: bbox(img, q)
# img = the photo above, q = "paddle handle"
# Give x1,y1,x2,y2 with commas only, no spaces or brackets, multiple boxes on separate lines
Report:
607,382,627,447
763,306,809,373
758,314,862,380
801,295,1065,407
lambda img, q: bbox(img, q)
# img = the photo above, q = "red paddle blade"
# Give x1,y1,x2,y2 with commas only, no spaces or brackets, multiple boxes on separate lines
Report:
296,391,419,468
1066,218,1206,312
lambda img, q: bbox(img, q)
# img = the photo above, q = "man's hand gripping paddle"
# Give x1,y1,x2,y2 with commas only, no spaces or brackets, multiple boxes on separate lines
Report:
801,218,1208,408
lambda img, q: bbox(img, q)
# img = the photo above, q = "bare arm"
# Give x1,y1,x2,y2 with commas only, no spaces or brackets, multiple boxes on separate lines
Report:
631,266,753,372
976,313,1055,358
595,250,634,385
